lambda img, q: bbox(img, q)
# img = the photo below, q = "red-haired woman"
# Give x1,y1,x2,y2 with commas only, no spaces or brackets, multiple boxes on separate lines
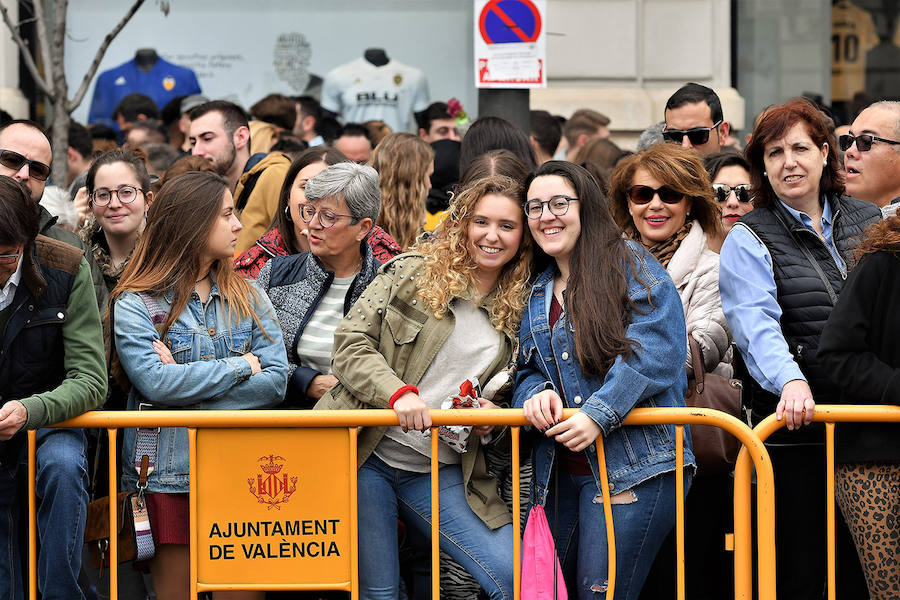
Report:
719,97,880,597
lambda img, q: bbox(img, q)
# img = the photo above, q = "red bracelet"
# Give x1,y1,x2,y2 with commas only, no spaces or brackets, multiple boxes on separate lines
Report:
389,385,419,408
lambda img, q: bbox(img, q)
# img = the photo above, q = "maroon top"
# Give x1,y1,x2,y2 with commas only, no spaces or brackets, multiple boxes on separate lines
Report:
548,294,592,476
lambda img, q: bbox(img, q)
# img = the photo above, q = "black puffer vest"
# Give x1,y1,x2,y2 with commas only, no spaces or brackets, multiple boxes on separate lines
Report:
738,196,880,436
0,236,81,463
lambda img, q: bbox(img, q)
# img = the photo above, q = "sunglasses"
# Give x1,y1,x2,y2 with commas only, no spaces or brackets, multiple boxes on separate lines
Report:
0,149,50,181
713,183,753,204
662,120,723,146
838,133,900,152
627,185,684,205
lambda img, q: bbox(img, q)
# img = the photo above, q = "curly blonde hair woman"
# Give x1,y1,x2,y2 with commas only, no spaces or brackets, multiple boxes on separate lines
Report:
315,174,532,599
370,132,435,250
412,175,532,336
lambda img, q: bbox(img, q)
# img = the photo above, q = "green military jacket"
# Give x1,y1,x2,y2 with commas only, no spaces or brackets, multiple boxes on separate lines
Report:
315,254,514,530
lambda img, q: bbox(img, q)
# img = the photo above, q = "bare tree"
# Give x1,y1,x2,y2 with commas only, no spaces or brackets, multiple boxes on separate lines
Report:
0,0,167,184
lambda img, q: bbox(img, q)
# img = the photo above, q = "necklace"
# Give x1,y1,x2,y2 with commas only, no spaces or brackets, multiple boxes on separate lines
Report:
196,273,209,284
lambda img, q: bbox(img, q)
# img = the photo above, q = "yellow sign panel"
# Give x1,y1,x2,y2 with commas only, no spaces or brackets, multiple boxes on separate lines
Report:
195,428,353,588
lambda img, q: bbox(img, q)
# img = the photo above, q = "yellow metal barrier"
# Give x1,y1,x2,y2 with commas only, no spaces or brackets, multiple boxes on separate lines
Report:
24,406,774,599
734,404,900,600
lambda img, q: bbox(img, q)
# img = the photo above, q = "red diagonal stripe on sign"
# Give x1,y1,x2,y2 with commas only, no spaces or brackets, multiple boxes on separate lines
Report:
485,0,530,43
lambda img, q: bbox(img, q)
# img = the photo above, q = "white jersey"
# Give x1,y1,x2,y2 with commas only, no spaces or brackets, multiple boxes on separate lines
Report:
321,58,430,132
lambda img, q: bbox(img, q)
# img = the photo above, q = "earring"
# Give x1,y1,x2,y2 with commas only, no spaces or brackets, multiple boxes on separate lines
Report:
763,171,767,177
823,159,828,166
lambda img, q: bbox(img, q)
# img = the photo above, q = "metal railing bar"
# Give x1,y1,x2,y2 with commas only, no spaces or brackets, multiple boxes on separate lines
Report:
675,424,685,600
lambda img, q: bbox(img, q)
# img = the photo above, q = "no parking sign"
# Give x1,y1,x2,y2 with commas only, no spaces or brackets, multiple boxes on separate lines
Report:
474,0,546,88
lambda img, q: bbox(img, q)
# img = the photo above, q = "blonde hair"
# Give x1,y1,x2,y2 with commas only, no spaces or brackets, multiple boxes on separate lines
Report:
371,133,435,250
411,176,532,336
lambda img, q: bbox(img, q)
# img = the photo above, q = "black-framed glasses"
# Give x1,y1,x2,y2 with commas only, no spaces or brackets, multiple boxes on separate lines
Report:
838,133,900,152
299,204,355,228
713,183,753,204
662,120,723,146
0,149,50,181
627,185,684,205
0,247,21,265
524,195,579,219
90,185,142,206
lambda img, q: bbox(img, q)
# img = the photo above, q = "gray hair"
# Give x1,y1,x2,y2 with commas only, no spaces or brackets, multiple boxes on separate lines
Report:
304,162,381,223
864,100,900,146
637,121,666,151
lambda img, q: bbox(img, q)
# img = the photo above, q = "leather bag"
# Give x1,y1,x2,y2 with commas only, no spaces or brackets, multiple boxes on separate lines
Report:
84,492,137,568
684,336,743,475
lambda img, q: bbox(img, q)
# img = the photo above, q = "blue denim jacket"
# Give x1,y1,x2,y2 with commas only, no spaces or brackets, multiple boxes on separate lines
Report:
513,241,695,505
114,277,288,493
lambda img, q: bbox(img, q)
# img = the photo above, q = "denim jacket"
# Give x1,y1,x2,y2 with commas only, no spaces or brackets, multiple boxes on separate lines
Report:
114,275,288,493
513,241,695,505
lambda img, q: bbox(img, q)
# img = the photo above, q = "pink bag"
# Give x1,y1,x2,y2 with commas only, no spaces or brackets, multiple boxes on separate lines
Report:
521,505,568,600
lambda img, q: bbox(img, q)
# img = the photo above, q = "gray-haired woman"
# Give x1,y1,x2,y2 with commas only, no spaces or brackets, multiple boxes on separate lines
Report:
256,162,383,406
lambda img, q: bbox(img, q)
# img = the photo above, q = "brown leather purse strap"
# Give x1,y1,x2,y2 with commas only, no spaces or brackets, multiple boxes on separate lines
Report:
688,335,706,393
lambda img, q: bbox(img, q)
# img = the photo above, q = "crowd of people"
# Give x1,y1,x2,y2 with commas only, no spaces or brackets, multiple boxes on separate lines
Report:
0,79,899,600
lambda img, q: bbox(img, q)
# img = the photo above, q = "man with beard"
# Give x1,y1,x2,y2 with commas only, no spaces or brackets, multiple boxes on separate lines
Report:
188,100,291,252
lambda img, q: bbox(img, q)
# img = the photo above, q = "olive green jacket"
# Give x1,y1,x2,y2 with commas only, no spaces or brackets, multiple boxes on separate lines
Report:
315,254,514,529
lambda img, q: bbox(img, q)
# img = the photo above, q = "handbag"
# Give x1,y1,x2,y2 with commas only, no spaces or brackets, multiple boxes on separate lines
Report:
521,467,568,600
83,299,159,569
684,336,743,475
84,492,137,568
83,456,154,568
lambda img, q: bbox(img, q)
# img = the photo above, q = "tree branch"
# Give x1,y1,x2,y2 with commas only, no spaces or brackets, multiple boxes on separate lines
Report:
0,2,50,95
31,0,54,90
68,0,146,112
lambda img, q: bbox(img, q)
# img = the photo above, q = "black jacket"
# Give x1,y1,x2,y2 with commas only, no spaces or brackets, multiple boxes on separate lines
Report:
739,195,880,439
0,237,81,463
819,250,900,462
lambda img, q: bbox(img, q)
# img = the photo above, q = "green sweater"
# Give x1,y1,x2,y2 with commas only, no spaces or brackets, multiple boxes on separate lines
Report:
20,256,107,429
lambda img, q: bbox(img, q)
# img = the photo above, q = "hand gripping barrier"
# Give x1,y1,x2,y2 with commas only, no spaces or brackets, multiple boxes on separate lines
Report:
25,407,775,599
734,404,900,600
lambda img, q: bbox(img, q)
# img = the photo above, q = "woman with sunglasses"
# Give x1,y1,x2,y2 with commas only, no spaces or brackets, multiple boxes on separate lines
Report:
234,147,400,279
81,149,153,294
609,144,731,377
256,162,387,407
704,150,755,235
719,97,880,598
608,144,732,598
516,161,693,599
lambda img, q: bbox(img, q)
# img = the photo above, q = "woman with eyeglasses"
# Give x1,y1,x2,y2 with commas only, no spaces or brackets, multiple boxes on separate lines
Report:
607,144,732,598
719,97,880,598
256,162,387,407
81,150,153,294
704,150,755,235
234,147,400,279
515,161,693,599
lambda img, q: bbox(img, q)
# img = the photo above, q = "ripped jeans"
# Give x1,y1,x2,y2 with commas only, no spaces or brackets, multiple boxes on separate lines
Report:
545,468,688,600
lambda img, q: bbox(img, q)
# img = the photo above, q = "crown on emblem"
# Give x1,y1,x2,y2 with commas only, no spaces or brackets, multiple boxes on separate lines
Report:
258,455,284,474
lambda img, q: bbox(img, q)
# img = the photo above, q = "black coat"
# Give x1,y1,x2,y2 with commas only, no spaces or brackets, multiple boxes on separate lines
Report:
819,250,900,463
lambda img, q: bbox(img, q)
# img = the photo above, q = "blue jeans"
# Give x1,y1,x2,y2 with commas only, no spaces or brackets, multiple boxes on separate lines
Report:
545,468,687,600
357,454,514,600
0,429,88,600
